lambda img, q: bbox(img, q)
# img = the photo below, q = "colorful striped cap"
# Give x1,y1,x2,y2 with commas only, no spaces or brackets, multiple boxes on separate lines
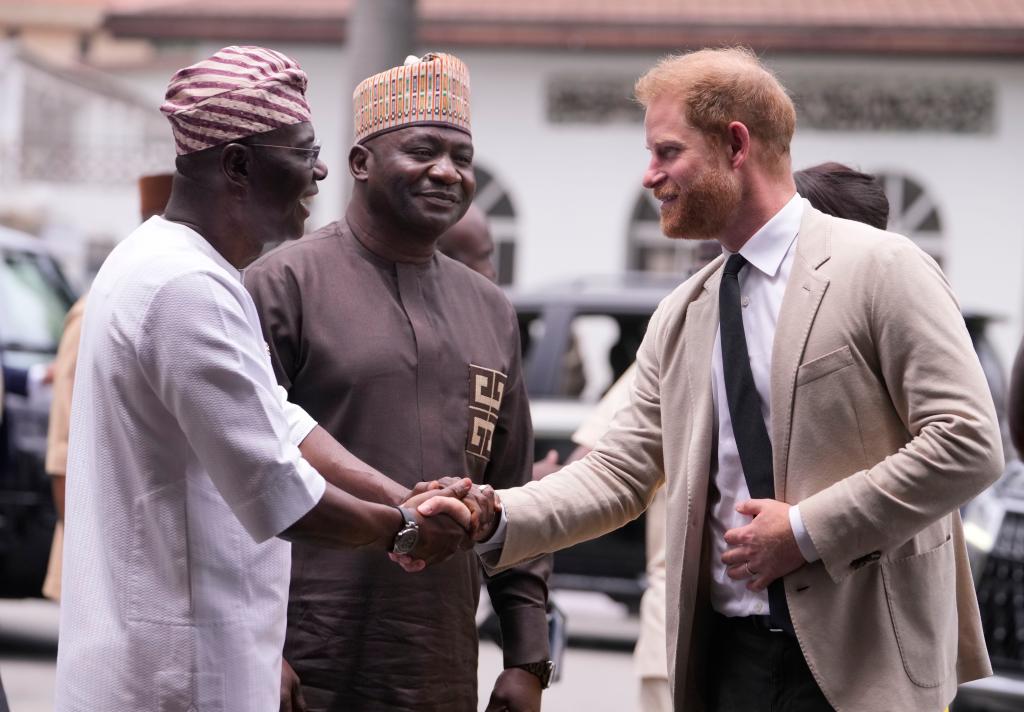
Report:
161,46,313,155
353,52,471,144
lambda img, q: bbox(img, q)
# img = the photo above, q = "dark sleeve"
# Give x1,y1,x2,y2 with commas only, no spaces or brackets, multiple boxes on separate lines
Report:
1,365,29,397
245,256,303,391
483,300,552,668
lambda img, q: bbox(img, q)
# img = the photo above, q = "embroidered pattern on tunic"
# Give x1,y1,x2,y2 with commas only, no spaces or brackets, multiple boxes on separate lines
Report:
466,364,506,461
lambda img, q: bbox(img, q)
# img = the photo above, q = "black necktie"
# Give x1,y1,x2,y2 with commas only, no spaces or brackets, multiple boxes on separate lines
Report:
719,253,793,633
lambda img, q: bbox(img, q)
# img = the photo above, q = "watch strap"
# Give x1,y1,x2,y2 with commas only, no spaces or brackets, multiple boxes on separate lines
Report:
511,660,555,689
393,505,416,528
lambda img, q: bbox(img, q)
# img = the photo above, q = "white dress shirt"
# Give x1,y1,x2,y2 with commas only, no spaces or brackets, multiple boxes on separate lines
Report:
55,217,326,712
709,193,818,617
479,196,820,605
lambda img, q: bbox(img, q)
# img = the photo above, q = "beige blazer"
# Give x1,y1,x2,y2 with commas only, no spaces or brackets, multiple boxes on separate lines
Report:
489,207,1003,711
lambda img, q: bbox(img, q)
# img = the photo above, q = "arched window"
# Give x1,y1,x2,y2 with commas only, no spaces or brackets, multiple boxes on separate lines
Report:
878,172,944,265
626,191,719,276
473,164,517,285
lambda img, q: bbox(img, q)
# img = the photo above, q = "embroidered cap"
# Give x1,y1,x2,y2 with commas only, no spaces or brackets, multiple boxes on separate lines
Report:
161,46,313,155
352,52,471,144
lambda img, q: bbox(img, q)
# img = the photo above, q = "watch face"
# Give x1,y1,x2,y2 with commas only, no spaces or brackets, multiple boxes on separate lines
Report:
393,526,418,555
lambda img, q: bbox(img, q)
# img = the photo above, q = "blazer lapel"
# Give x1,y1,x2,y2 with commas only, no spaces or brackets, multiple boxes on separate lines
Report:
770,207,832,499
680,267,720,515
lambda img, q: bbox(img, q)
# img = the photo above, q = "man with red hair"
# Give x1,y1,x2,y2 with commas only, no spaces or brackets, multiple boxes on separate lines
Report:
464,47,1001,711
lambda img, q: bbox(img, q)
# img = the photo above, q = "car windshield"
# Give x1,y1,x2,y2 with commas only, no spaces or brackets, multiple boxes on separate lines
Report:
0,249,73,353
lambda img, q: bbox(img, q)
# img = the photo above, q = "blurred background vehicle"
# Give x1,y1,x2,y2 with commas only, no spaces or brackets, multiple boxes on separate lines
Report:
0,225,74,598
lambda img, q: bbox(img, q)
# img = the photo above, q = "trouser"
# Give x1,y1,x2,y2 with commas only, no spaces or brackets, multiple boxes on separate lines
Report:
706,612,833,712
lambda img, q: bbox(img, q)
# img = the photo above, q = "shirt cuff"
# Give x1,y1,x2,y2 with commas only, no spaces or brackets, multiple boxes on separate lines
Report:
236,457,326,544
278,386,318,446
789,504,820,563
474,508,509,554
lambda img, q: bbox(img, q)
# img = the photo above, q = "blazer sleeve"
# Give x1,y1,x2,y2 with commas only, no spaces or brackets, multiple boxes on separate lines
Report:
487,301,668,573
798,240,1004,583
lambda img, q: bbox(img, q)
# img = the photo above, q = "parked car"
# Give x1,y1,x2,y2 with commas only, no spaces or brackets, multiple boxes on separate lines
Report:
511,275,1024,708
0,225,75,597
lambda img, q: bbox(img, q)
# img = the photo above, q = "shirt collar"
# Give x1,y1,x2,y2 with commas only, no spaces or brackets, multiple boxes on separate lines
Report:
153,215,243,281
724,192,804,278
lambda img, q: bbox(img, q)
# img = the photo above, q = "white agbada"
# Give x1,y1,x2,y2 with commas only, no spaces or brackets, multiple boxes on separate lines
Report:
55,216,326,712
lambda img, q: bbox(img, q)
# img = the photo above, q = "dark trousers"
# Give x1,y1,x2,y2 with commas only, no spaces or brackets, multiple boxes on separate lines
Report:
707,613,834,712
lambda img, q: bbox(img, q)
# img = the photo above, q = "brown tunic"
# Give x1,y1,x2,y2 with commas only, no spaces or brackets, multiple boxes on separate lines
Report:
246,219,550,712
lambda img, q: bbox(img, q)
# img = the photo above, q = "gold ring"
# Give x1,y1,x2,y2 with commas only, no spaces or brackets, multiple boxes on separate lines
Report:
745,563,757,577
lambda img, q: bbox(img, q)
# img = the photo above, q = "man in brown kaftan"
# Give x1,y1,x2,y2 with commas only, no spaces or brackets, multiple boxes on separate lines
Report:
245,53,551,712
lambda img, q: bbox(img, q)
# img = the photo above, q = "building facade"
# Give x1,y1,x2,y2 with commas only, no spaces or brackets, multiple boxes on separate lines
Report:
2,0,1023,365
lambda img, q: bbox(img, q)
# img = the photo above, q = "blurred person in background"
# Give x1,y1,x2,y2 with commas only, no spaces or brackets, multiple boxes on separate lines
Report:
438,203,497,282
1008,329,1024,457
246,52,552,712
42,172,174,602
54,46,480,712
792,162,890,231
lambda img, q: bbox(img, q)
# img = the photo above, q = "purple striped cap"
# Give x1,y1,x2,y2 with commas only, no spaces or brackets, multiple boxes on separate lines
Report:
161,46,313,155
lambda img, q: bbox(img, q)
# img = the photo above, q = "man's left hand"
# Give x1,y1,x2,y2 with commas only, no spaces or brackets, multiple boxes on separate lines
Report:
280,658,308,712
722,499,805,591
484,667,542,712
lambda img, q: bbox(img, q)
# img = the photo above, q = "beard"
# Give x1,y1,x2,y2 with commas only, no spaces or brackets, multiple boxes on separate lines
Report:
655,162,741,240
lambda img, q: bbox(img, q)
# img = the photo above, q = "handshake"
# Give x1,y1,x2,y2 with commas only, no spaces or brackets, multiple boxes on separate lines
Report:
388,477,502,572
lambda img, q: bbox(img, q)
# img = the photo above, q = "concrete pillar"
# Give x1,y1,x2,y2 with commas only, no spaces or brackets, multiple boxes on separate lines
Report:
340,0,417,200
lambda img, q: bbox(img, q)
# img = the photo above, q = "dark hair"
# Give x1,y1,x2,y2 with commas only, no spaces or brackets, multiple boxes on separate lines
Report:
794,162,889,230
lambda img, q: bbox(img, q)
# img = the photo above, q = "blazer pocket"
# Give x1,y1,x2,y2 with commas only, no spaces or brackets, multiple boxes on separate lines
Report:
880,535,956,688
796,345,854,386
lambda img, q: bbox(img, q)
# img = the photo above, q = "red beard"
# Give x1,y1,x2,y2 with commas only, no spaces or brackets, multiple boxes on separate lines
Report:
656,162,741,240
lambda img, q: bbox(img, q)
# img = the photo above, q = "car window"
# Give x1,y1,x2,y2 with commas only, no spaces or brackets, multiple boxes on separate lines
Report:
520,307,652,400
570,315,618,401
0,249,74,352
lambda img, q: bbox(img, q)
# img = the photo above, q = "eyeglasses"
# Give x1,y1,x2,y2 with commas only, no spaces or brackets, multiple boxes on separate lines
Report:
246,142,322,168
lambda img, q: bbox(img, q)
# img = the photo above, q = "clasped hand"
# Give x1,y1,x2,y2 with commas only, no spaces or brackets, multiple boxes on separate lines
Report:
721,498,805,591
390,476,501,572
